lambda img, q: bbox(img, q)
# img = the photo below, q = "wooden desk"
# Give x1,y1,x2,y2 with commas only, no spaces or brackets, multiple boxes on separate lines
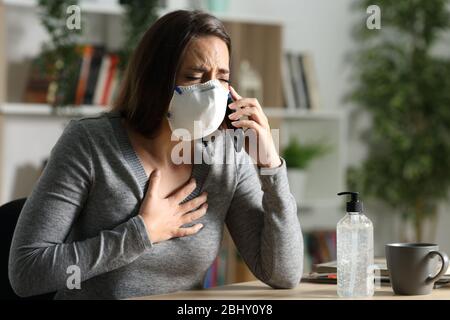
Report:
132,280,450,300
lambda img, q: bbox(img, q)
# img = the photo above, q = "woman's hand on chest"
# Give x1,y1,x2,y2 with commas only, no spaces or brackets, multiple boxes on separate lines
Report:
138,170,208,244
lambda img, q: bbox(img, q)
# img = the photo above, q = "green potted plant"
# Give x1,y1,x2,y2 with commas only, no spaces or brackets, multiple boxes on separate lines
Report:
118,0,160,69
347,0,450,241
282,138,329,202
37,0,82,107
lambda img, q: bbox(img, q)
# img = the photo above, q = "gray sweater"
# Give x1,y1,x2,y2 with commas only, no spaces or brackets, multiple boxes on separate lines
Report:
8,111,303,300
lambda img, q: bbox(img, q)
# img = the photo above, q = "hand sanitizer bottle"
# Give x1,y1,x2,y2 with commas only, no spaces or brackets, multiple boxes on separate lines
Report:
336,192,374,297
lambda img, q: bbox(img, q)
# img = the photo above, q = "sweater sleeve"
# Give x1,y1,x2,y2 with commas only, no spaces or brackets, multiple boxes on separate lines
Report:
8,120,152,298
225,151,304,289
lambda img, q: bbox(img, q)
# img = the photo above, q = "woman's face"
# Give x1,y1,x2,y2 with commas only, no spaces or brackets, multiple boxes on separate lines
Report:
176,36,230,89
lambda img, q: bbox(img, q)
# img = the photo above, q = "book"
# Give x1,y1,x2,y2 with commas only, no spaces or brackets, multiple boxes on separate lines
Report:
303,271,450,289
281,53,296,110
218,245,227,285
203,233,231,288
83,46,105,105
93,54,111,106
301,52,321,110
314,258,450,278
302,272,392,286
290,52,309,110
297,53,311,109
23,45,123,107
75,45,94,105
281,51,321,110
106,68,120,106
305,230,337,266
318,232,331,262
100,53,119,106
313,258,390,277
23,57,53,104
289,53,308,110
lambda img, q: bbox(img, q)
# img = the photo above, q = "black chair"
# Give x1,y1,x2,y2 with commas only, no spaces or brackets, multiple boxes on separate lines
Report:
0,198,55,300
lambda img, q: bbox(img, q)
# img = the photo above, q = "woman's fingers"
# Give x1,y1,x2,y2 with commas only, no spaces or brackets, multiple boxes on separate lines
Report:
178,192,208,214
143,170,161,204
228,98,261,110
228,106,265,125
180,203,208,224
173,223,204,238
231,119,262,131
228,97,267,127
171,178,197,204
229,85,242,101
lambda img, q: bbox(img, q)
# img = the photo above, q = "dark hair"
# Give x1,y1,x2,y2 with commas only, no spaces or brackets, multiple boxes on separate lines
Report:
113,10,232,138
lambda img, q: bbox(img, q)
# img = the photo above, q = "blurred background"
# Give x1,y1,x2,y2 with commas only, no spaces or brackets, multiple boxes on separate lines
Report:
0,0,449,287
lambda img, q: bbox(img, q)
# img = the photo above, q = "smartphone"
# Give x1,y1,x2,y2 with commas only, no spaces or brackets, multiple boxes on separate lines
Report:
224,93,245,152
224,93,237,129
224,93,249,129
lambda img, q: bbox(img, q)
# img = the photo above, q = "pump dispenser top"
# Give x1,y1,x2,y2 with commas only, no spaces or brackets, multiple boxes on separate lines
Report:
337,191,363,213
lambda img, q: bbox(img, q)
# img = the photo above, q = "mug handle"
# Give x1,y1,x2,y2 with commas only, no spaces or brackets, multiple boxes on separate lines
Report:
426,251,449,284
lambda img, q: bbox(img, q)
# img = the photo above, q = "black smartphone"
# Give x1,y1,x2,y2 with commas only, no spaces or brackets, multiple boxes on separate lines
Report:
224,93,245,152
224,93,237,129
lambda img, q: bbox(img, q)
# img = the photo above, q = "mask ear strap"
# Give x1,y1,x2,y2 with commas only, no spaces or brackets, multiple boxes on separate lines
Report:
167,87,179,119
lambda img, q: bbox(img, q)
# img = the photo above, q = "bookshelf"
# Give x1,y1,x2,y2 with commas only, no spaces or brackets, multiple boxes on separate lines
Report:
0,0,347,286
264,107,344,120
0,102,107,116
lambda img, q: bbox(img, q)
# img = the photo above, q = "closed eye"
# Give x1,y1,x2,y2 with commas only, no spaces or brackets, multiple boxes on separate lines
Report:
186,76,201,81
185,76,230,84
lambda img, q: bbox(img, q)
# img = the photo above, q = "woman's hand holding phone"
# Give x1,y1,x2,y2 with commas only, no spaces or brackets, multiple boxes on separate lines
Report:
226,86,282,168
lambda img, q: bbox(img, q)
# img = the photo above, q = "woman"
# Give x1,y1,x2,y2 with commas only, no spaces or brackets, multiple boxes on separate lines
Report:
9,10,303,300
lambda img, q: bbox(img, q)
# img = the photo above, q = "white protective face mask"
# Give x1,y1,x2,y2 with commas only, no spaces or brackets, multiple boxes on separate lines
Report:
167,79,230,141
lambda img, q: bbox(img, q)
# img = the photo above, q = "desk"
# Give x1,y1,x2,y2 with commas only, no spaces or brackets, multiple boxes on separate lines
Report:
132,280,450,300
